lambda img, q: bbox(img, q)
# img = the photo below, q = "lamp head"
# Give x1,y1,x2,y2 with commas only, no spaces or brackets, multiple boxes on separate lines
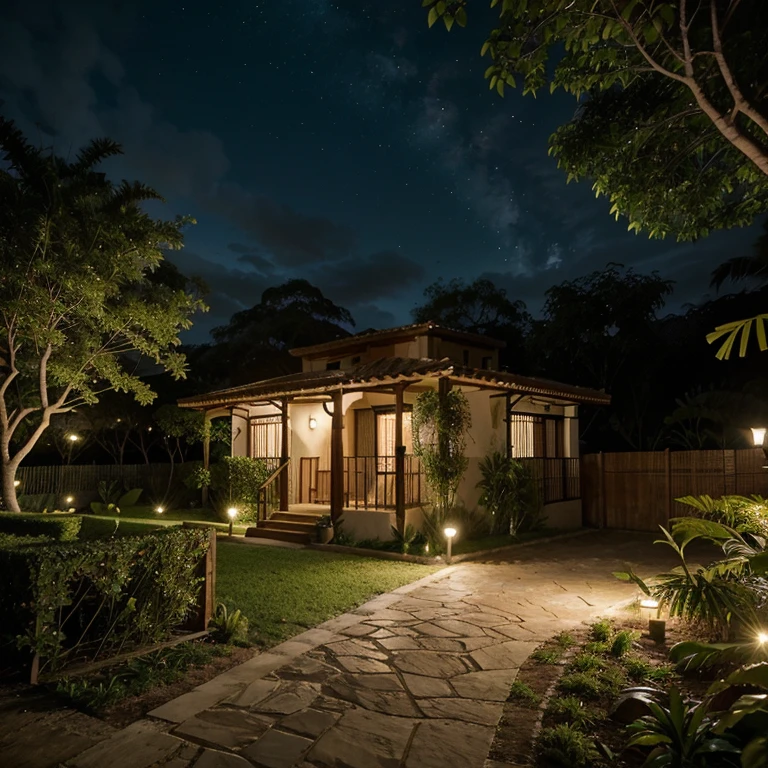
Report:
308,417,317,430
227,507,238,520
68,433,79,442
758,631,768,645
752,427,767,447
640,599,659,610
65,496,74,504
155,506,164,514
443,527,457,539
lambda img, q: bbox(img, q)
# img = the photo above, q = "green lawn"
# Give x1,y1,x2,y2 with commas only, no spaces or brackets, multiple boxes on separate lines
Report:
216,542,442,647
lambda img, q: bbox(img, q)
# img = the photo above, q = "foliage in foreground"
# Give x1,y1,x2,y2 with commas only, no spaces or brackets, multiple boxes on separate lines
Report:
0,527,211,676
614,517,768,638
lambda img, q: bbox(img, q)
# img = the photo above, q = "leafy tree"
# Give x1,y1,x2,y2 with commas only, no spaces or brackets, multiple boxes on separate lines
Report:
412,277,530,367
711,219,768,290
530,265,673,448
422,0,768,240
412,387,471,545
0,117,205,512
190,280,354,386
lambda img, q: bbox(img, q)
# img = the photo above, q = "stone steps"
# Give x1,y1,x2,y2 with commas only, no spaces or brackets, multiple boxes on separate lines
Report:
244,526,313,544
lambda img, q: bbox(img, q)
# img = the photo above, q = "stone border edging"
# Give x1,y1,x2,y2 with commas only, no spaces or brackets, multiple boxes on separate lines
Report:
308,527,597,564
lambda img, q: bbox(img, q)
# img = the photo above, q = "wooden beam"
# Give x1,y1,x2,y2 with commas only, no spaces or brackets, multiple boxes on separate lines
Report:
280,398,289,511
394,384,406,535
330,390,344,523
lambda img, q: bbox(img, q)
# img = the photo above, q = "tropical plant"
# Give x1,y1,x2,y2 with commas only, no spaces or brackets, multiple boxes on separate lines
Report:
476,451,542,535
0,117,205,513
626,687,741,767
389,524,425,555
611,629,639,658
676,494,768,538
208,603,249,644
614,519,768,638
412,388,471,518
89,481,142,516
669,638,768,672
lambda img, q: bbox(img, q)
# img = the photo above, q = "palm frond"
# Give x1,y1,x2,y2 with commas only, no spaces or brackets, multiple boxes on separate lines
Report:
707,315,768,360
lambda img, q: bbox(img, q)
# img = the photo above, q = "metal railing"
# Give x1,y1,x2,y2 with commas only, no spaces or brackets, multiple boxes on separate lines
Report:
519,457,580,504
299,455,427,509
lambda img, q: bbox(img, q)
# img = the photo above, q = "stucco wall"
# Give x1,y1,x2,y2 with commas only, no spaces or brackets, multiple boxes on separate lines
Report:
337,506,426,542
542,499,582,529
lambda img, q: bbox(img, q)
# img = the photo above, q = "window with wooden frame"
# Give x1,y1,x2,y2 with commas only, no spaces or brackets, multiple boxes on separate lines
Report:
249,415,282,459
508,413,565,458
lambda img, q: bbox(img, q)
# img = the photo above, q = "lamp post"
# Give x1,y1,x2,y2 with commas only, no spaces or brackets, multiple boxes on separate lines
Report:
227,507,238,537
640,598,665,643
752,427,768,468
444,526,457,564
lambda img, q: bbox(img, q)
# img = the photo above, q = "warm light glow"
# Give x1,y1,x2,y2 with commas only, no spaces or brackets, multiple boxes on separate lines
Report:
444,527,457,539
68,433,79,442
640,599,659,609
155,506,164,514
758,631,768,645
65,496,74,504
308,417,317,430
424,543,429,553
227,507,238,519
752,427,767,447
13,480,20,487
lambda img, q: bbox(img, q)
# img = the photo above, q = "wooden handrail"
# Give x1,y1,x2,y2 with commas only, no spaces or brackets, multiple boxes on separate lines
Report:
259,459,290,491
258,460,290,520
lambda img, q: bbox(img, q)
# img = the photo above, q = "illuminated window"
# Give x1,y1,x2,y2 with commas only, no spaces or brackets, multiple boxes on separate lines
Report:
376,410,413,472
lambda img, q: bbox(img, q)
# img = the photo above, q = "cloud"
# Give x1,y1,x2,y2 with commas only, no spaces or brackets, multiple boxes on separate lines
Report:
313,250,425,305
213,185,357,267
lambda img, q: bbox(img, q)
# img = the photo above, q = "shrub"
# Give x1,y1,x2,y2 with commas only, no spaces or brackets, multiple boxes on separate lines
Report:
0,527,212,677
558,671,605,699
549,696,602,729
537,723,600,768
555,631,576,648
89,481,142,515
210,456,271,522
508,680,539,706
569,653,604,672
476,451,543,535
208,603,249,644
610,629,638,658
17,493,57,513
0,511,81,541
532,648,562,664
590,619,613,642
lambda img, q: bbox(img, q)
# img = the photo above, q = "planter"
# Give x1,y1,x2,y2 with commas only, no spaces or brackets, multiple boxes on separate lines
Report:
317,526,334,545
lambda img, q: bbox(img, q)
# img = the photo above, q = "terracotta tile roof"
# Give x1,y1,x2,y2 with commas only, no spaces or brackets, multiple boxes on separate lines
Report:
178,357,610,409
288,321,505,357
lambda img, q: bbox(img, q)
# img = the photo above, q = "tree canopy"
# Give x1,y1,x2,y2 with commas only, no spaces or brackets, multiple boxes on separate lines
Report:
422,0,768,240
0,117,205,512
189,280,355,387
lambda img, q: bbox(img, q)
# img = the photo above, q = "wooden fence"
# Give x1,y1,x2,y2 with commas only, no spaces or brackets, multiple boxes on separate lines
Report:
16,463,174,507
582,449,768,531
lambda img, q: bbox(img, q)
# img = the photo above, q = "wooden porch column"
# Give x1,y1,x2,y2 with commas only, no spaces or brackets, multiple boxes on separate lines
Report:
202,410,212,507
394,384,406,535
330,390,344,523
280,398,289,511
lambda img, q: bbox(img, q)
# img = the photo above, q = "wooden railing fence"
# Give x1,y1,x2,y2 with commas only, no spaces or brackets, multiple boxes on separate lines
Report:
582,448,768,531
16,463,172,496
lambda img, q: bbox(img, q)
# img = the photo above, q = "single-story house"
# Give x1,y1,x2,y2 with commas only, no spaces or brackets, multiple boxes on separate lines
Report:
178,322,609,543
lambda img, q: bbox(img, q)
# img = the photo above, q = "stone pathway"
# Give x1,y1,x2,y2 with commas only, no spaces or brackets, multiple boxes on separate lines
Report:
0,530,679,768
49,530,673,768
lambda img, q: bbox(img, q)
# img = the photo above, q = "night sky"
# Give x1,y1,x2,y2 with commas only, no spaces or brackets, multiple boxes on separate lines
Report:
0,0,762,341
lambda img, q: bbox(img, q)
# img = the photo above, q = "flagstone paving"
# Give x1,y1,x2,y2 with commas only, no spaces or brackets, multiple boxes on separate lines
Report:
28,530,681,768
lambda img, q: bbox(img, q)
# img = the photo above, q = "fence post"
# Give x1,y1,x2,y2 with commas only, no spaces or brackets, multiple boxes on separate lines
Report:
201,529,216,630
665,448,672,524
598,452,606,528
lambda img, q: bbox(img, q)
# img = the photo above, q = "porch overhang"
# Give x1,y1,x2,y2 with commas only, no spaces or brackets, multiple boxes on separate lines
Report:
177,357,611,411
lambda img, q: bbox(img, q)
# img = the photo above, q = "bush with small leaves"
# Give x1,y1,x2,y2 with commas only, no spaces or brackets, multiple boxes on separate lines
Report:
590,619,613,643
569,653,604,673
555,631,576,649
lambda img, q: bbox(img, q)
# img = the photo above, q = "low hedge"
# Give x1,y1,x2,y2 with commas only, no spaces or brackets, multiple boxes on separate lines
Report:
0,527,212,678
0,511,82,540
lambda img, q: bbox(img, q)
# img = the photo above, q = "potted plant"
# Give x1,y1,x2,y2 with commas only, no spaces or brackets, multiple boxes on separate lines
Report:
316,515,333,544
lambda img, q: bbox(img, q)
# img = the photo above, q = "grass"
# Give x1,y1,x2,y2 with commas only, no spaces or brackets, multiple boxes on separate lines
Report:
508,680,539,706
216,542,442,647
532,648,563,665
451,528,559,555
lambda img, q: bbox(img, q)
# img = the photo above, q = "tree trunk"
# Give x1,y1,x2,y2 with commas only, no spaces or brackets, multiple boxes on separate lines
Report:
1,458,21,513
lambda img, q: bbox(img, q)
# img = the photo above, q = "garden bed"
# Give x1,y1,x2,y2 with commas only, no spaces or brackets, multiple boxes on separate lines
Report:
488,617,697,767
